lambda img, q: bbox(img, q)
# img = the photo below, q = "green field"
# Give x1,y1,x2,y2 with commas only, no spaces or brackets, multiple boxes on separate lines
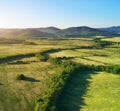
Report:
0,57,60,111
0,37,120,111
58,72,120,111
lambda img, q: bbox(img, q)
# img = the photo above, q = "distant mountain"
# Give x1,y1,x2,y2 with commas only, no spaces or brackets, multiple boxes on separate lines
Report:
37,27,61,34
0,26,119,38
19,29,55,37
99,26,120,34
61,26,112,37
0,28,55,37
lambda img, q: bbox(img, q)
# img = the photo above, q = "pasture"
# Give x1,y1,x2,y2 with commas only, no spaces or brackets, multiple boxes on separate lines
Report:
0,37,120,111
57,72,120,111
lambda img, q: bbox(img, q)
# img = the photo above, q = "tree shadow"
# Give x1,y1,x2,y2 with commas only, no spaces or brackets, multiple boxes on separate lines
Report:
0,53,34,64
8,60,37,65
57,71,98,111
0,83,3,85
8,61,30,65
22,76,40,82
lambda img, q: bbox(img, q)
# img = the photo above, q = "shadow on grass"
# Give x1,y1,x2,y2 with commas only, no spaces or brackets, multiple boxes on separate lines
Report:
23,77,40,82
0,53,34,64
57,71,97,111
0,83,3,85
8,61,30,65
19,76,40,82
8,60,37,65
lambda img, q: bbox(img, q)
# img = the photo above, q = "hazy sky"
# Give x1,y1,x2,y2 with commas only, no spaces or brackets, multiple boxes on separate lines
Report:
0,0,120,28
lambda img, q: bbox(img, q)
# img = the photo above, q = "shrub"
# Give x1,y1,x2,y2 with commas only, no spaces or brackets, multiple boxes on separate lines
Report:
48,58,62,65
16,74,25,80
91,64,120,74
36,53,47,62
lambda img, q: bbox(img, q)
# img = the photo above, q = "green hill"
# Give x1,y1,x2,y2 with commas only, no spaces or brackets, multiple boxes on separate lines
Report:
0,26,119,38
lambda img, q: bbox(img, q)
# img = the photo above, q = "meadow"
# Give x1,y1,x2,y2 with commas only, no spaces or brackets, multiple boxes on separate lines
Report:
58,72,120,111
0,37,120,111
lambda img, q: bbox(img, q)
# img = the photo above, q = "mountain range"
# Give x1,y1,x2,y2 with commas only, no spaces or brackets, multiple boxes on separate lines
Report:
0,26,120,38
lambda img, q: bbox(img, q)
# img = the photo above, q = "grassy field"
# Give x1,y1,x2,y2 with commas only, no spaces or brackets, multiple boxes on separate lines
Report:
0,37,120,111
0,56,60,111
81,72,120,111
0,38,93,58
50,48,120,65
58,72,120,111
102,37,120,42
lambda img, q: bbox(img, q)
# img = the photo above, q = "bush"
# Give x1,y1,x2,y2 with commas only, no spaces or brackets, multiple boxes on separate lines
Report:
91,64,120,74
48,58,62,65
36,53,47,62
17,74,25,80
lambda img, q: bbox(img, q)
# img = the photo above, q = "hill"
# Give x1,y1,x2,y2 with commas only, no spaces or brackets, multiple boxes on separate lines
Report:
61,26,112,37
0,26,119,38
99,26,120,34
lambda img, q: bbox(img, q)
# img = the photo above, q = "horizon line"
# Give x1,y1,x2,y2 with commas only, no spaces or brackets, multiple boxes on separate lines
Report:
0,25,120,29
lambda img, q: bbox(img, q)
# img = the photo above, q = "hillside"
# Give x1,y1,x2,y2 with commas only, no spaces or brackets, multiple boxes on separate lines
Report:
61,26,112,37
0,26,120,38
99,26,120,34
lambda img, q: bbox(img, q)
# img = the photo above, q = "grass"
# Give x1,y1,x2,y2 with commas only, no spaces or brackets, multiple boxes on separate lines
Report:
0,44,55,58
0,37,120,111
58,72,120,111
85,55,120,65
49,48,120,65
81,72,120,111
102,37,120,42
0,38,93,58
0,57,60,111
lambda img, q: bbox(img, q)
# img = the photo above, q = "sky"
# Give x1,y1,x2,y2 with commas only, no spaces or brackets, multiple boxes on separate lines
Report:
0,0,120,28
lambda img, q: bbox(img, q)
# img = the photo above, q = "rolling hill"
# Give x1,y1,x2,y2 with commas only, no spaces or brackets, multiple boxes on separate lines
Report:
0,26,119,38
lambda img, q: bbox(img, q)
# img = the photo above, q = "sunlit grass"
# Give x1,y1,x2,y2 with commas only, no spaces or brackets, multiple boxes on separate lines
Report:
81,72,120,111
102,37,120,42
0,57,59,111
49,48,120,65
58,72,120,111
0,37,119,111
